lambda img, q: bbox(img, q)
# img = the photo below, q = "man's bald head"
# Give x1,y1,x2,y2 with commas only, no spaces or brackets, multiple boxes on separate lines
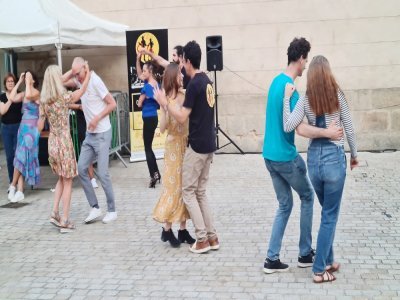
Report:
72,57,85,69
71,57,87,83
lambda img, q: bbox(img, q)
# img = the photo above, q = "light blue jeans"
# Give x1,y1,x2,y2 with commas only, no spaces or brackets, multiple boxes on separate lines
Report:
265,154,314,261
308,140,346,273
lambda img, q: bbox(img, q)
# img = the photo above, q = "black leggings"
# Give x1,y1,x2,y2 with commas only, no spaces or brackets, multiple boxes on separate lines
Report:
142,116,159,177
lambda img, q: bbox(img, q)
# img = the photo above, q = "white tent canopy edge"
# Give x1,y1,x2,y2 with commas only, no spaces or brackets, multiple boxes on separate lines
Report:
0,0,128,71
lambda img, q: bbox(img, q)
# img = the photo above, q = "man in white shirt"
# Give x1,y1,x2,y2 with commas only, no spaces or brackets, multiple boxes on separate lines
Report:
63,57,117,224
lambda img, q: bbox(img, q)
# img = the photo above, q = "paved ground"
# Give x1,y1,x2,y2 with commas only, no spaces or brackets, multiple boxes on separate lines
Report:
0,151,399,300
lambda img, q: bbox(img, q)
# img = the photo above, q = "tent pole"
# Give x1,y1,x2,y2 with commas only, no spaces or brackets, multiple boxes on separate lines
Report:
8,52,14,74
55,43,62,71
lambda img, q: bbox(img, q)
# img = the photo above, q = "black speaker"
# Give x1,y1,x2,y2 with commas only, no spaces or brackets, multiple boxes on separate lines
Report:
206,35,223,71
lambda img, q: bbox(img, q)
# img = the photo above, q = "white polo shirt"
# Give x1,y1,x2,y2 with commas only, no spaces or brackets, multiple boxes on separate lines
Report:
75,71,111,133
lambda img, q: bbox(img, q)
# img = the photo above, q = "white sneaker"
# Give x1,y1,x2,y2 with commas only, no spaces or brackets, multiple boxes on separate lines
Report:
91,178,99,189
84,207,102,223
11,191,24,203
8,186,16,201
102,212,117,224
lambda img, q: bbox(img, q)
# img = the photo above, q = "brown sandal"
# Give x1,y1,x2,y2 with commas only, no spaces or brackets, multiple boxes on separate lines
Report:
326,262,340,273
60,219,76,233
50,211,61,228
313,271,336,283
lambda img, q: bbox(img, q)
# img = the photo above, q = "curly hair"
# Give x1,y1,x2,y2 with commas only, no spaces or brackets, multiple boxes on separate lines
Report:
287,37,311,65
183,41,201,69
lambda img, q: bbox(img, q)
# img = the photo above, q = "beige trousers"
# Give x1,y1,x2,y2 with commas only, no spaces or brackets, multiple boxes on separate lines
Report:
182,146,217,242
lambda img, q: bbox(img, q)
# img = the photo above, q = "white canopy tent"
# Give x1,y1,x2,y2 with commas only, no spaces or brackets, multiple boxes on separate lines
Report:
0,0,128,72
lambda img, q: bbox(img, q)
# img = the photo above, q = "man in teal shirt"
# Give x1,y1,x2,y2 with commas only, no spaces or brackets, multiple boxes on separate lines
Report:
263,37,343,273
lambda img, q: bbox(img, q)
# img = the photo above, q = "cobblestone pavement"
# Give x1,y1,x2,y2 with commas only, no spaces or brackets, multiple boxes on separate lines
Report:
0,151,399,300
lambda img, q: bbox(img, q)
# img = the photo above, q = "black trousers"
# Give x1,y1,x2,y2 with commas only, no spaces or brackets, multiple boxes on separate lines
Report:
142,116,159,177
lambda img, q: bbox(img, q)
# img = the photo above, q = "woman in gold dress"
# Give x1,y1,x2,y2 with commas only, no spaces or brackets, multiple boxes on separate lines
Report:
153,63,195,247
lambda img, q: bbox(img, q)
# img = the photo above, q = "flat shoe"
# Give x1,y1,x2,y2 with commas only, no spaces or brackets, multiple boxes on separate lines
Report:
313,271,336,284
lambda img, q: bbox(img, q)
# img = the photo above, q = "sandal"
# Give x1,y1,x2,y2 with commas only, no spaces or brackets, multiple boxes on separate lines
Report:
50,211,61,228
326,262,340,273
60,219,76,233
313,271,336,283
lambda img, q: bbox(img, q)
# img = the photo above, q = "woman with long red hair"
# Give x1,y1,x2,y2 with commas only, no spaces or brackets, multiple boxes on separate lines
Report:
283,55,358,283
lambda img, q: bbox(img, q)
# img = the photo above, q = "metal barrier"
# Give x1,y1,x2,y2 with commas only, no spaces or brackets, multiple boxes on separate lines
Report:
69,91,131,167
109,91,131,167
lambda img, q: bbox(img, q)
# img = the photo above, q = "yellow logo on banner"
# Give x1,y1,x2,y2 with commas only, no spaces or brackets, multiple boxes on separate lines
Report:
206,84,215,107
136,32,160,63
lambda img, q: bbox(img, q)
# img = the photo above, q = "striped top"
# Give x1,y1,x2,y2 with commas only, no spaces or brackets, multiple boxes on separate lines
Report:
283,90,358,158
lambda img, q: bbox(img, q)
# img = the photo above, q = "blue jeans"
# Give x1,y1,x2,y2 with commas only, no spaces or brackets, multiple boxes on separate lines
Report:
1,123,20,183
265,154,314,260
308,140,346,273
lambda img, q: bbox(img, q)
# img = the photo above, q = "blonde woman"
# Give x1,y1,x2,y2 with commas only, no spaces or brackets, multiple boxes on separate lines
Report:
39,64,90,233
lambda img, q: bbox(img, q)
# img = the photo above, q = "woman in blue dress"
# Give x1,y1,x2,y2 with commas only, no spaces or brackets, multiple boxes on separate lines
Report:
8,70,41,203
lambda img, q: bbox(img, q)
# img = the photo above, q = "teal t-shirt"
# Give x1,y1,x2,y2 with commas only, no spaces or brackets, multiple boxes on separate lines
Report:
262,73,299,162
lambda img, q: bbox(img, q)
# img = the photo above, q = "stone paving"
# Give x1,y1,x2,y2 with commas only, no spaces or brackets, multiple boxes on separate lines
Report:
0,151,399,300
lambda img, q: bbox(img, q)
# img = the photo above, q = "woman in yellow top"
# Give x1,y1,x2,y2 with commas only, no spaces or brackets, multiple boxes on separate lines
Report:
153,63,195,247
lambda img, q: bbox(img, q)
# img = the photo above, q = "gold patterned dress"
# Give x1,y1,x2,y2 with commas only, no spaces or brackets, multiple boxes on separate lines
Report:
40,92,78,178
153,95,190,223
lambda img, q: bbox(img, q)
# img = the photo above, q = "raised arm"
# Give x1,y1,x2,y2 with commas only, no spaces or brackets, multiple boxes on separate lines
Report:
136,52,145,81
9,73,25,103
25,77,40,101
70,63,91,103
283,84,306,132
142,48,169,69
62,69,77,89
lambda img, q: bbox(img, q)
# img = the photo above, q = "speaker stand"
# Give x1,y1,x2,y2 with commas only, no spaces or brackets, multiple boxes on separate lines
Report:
213,70,244,154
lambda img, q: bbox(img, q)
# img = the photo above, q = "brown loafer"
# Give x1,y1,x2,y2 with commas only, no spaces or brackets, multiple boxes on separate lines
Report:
189,240,211,254
209,236,220,250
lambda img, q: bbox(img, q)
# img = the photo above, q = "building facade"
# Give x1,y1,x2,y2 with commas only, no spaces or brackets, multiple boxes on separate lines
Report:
2,0,399,152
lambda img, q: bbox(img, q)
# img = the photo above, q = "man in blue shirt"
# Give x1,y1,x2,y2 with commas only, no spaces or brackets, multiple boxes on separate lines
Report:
263,37,343,273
